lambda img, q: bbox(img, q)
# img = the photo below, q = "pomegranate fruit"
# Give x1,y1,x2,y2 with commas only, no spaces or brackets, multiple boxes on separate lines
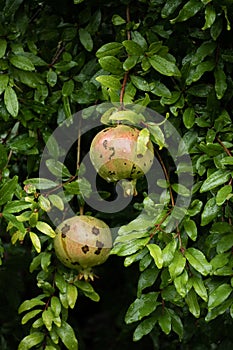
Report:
54,215,112,280
90,124,154,196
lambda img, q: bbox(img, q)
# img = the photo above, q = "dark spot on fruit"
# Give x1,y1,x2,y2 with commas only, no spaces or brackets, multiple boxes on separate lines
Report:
108,170,116,175
92,226,100,235
137,171,141,174
137,154,143,158
71,261,80,265
94,247,102,255
124,162,127,165
100,154,103,158
61,224,70,238
103,140,108,149
82,245,89,254
108,146,115,160
144,163,146,167
132,164,137,169
96,240,104,248
150,159,153,163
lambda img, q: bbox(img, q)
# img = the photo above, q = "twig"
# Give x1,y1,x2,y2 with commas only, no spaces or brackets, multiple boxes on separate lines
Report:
49,41,65,67
216,136,232,157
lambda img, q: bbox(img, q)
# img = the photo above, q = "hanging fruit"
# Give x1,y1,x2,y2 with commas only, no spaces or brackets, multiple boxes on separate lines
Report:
90,124,154,196
54,215,112,280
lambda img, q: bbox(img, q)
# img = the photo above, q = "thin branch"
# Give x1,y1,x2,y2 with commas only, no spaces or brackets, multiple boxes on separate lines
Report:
216,136,232,157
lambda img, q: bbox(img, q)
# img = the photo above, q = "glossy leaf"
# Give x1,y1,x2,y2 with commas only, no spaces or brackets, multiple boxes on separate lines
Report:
0,176,18,205
10,55,35,71
136,128,150,156
67,284,78,309
96,42,123,58
123,40,144,56
169,250,186,280
48,194,64,211
98,56,123,74
214,66,227,100
0,74,9,95
56,320,78,350
183,218,197,241
185,248,212,276
18,332,44,350
170,0,203,23
36,221,56,238
158,307,172,335
125,292,159,324
21,309,42,325
174,269,189,297
216,185,232,206
149,55,181,77
133,315,157,341
79,28,93,52
147,243,163,269
4,86,19,117
201,197,220,226
18,298,45,314
191,275,208,302
208,283,232,309
183,107,195,129
29,232,41,253
96,75,121,90
185,289,200,318
24,178,58,190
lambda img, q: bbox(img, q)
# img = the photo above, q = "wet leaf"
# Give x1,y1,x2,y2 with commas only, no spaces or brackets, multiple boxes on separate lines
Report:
147,243,163,269
55,321,78,350
125,292,159,324
170,0,203,23
4,86,19,117
208,283,232,309
29,232,41,253
149,55,181,77
185,248,212,275
79,28,93,52
18,332,44,350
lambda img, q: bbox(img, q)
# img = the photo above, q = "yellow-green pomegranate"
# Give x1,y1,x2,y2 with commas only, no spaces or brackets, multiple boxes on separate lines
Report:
54,215,112,280
90,124,154,196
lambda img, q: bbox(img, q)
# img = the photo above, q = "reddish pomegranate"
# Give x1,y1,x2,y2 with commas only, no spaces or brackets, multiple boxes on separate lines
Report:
54,215,112,280
90,124,154,196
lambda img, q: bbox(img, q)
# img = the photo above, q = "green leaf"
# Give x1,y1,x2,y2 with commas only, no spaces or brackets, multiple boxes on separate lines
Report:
46,159,71,180
10,55,35,71
96,42,123,58
18,298,45,314
168,309,183,340
125,292,159,324
48,194,64,211
185,248,212,276
98,56,123,74
158,307,172,335
191,41,217,66
186,60,215,85
133,315,157,341
62,80,75,97
162,239,177,267
56,320,78,350
208,283,232,309
36,221,56,238
202,4,216,30
29,232,41,253
111,237,150,256
136,128,150,157
96,75,121,90
21,309,42,325
51,296,61,317
55,272,67,294
147,123,166,149
185,289,200,318
0,74,9,95
130,75,151,91
0,38,7,58
109,109,145,124
4,86,19,117
161,0,183,18
150,81,171,98
170,0,203,23
0,176,18,205
42,307,54,331
123,40,144,56
174,269,189,297
168,250,186,280
172,183,190,197
149,55,181,77
214,66,227,100
147,244,163,269
3,200,32,214
191,275,208,302
216,185,232,205
3,212,25,233
183,107,195,129
24,178,58,190
183,218,197,241
18,332,44,350
38,195,51,212
67,284,78,309
205,298,232,322
47,70,57,87
112,14,126,26
201,197,220,226
137,267,159,298
79,28,93,52
123,55,139,71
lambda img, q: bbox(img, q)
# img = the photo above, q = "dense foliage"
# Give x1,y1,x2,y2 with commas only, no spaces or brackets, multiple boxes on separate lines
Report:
0,0,233,349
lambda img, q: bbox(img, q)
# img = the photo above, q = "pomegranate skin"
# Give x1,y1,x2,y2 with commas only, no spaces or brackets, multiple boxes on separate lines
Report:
90,124,154,183
54,215,112,270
